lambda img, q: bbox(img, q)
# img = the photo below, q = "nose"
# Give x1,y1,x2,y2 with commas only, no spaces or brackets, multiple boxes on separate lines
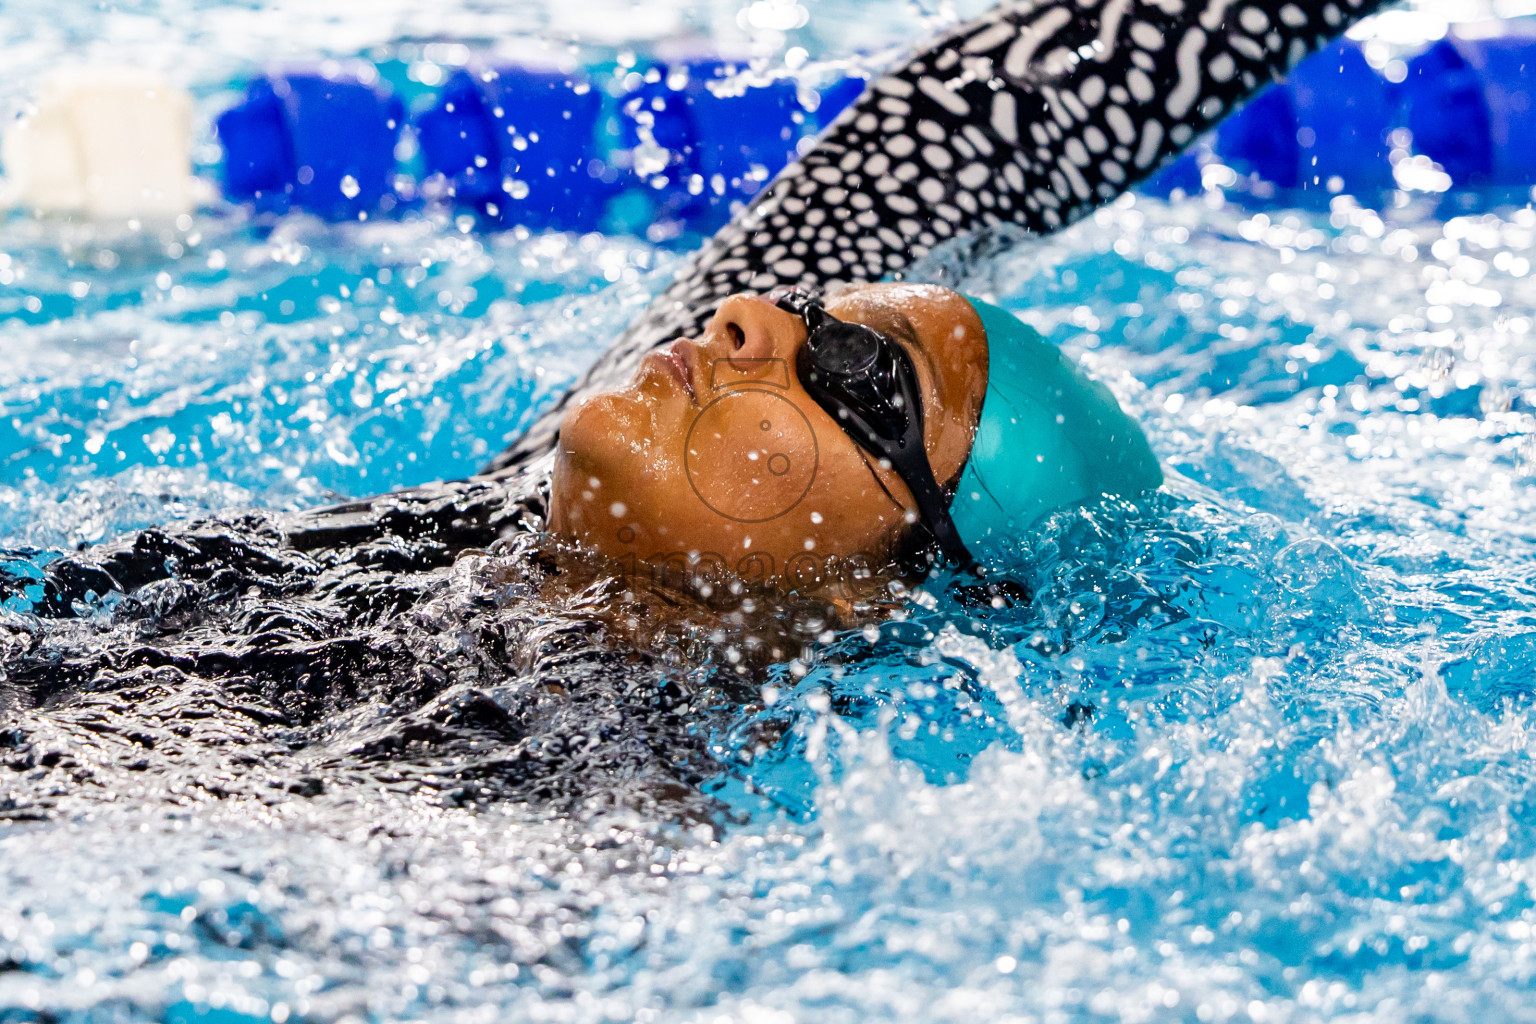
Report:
708,293,803,361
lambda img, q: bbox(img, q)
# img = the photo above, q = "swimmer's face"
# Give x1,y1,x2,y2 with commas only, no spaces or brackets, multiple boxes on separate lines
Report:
550,283,987,583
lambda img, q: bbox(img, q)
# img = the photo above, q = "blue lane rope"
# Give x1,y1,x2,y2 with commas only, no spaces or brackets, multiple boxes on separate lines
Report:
213,31,1536,228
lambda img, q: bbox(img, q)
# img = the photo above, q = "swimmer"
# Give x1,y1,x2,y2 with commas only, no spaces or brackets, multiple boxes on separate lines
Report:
547,282,1160,579
488,0,1376,586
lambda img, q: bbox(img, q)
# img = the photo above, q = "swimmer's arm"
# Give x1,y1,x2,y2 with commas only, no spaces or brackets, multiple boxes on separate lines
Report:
486,0,1387,473
659,0,1386,331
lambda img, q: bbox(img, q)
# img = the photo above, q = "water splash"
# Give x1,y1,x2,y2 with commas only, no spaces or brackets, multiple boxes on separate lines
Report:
4,4,1536,1008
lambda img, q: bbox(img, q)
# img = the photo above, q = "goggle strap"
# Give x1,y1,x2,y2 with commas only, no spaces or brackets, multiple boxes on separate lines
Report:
887,446,976,571
825,377,973,569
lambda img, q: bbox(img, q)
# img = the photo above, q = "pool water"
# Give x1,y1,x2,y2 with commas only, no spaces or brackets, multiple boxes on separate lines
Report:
6,2,1536,1021
0,213,664,541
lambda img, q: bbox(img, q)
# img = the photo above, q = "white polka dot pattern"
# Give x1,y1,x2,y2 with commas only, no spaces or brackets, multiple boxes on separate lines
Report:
485,0,1384,475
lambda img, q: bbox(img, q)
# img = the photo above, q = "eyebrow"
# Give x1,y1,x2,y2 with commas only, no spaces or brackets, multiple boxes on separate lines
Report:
856,306,937,381
862,308,920,349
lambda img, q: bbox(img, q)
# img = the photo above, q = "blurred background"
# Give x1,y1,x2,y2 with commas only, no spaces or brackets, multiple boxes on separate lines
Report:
4,0,1535,236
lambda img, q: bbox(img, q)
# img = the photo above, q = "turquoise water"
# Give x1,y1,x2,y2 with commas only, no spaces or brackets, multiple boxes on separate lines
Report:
0,214,660,543
7,2,1536,1022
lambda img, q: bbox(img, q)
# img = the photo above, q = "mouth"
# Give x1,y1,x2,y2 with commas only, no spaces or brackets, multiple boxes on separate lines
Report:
669,340,702,401
643,345,696,401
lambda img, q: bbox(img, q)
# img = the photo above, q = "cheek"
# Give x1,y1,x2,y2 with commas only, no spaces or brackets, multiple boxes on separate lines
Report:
681,389,821,527
793,443,907,554
714,407,909,571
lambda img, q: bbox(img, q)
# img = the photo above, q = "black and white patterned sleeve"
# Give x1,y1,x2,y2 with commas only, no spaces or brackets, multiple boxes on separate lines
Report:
484,0,1388,475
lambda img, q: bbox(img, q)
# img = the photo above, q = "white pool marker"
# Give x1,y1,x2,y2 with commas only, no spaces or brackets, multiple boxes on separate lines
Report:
1,66,203,219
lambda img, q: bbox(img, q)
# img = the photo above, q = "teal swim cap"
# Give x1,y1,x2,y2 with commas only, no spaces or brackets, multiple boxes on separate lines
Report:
948,297,1162,560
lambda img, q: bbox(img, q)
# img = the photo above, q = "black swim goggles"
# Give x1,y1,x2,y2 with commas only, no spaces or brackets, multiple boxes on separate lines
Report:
772,287,975,570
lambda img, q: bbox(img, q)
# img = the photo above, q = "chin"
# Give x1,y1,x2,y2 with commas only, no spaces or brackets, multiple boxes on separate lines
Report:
551,389,665,549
